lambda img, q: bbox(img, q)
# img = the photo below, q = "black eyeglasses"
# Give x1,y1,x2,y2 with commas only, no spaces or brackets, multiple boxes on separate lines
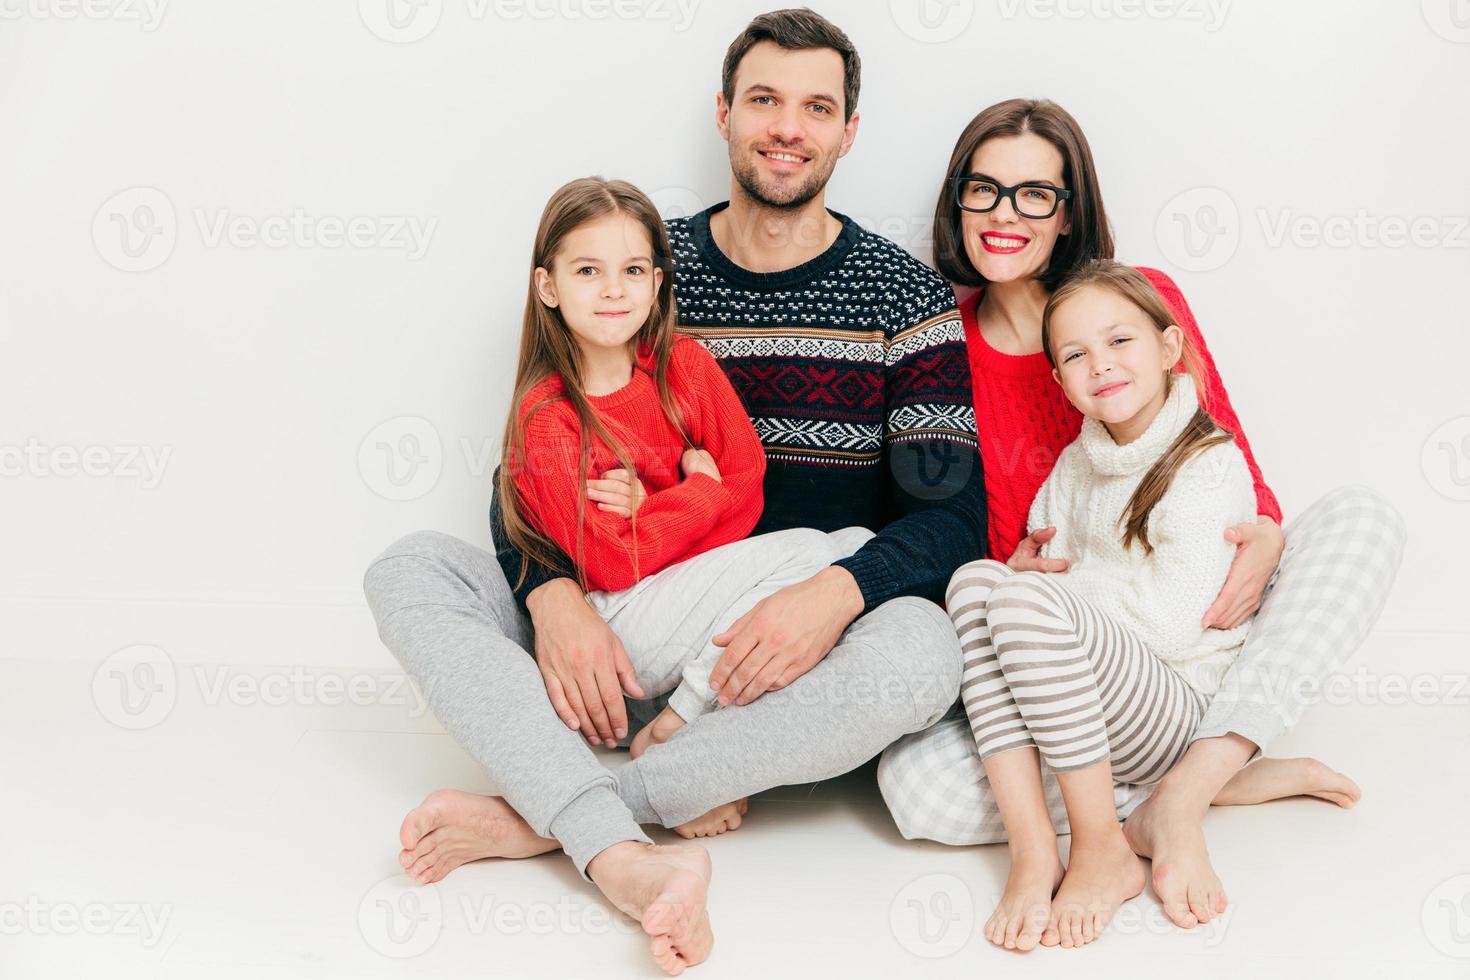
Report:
952,176,1072,219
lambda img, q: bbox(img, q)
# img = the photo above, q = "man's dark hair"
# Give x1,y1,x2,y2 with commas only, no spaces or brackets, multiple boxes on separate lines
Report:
721,8,860,124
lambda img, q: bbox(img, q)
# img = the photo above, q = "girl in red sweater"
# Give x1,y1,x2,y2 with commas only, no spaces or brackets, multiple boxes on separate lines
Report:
497,177,835,836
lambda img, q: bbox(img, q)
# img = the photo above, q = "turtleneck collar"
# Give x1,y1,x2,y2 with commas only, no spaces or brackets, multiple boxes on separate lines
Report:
1080,372,1200,476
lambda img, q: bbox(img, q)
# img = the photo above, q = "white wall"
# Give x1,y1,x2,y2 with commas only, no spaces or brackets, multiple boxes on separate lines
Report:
4,0,1467,669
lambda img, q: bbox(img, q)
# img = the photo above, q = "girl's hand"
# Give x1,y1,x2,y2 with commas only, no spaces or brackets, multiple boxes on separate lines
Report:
586,468,646,518
1202,516,1284,629
681,447,722,483
1007,526,1071,573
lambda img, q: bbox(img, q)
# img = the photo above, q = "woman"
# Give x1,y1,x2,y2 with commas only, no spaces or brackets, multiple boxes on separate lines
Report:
877,98,1406,934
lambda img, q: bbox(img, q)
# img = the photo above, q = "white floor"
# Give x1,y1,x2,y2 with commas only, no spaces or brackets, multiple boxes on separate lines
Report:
6,631,1469,979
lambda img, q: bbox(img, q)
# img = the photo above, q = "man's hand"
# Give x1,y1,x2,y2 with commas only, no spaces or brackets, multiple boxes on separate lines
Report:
1202,516,1284,629
1007,526,1070,573
707,566,865,707
526,578,645,748
586,468,647,518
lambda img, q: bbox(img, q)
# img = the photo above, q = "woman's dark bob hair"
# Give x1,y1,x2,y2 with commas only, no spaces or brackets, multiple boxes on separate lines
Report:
932,98,1115,291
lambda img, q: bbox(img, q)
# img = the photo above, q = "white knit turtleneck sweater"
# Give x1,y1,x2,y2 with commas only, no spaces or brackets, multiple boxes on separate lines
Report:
1028,373,1257,695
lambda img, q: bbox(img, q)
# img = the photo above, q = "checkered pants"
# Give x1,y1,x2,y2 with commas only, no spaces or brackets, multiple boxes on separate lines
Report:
876,485,1408,845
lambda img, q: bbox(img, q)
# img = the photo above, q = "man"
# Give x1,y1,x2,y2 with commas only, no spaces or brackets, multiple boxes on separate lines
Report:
362,9,980,974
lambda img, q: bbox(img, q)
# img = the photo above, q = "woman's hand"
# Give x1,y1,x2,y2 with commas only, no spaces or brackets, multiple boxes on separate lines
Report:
1007,526,1071,573
1202,516,1284,629
681,447,722,483
586,468,646,518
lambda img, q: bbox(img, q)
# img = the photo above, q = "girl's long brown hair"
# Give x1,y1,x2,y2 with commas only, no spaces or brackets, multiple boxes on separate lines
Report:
1041,260,1234,555
497,176,694,592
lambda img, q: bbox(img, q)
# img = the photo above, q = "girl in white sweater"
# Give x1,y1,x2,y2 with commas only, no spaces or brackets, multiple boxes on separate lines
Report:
947,261,1258,952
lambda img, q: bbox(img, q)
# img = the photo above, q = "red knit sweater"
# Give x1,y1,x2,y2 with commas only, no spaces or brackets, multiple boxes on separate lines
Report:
513,336,766,593
963,267,1281,563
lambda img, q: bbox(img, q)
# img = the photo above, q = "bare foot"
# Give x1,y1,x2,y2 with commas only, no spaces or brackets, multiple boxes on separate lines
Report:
673,798,748,839
1041,831,1145,948
588,841,714,976
1122,791,1224,930
630,705,687,760
986,845,1063,952
1212,757,1361,809
398,789,559,884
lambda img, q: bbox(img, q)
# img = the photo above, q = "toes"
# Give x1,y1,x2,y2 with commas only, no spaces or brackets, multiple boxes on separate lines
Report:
1016,913,1045,951
406,830,442,869
985,912,1004,947
1166,903,1198,929
399,800,439,850
1187,886,1213,924
1040,923,1060,947
1003,912,1023,949
650,934,683,975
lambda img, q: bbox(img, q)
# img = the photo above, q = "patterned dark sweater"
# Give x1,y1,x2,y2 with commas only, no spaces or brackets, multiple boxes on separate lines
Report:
491,202,985,615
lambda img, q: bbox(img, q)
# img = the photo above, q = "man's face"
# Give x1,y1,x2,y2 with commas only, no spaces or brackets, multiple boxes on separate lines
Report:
717,41,858,210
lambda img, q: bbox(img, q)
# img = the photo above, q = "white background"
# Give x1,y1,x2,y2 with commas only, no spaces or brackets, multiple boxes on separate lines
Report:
3,0,1467,667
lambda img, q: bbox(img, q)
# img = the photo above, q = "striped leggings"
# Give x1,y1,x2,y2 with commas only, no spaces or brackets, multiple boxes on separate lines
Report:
951,559,1207,785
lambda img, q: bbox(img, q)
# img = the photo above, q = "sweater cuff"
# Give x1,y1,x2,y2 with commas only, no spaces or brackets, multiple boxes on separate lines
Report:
833,549,900,617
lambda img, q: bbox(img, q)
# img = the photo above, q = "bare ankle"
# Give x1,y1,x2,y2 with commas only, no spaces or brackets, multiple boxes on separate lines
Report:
586,840,649,883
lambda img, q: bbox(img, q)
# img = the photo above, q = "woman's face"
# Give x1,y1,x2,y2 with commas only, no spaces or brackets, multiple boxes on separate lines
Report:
959,133,1073,286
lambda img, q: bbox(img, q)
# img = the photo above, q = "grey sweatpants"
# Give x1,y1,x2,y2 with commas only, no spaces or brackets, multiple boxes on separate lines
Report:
587,528,841,723
362,525,961,879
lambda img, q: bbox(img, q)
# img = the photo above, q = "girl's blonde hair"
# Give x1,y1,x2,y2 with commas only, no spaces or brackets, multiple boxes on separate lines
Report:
497,176,694,591
1041,260,1235,555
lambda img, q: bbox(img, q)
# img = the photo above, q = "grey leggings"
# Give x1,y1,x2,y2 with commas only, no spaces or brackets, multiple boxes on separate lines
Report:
362,525,960,879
